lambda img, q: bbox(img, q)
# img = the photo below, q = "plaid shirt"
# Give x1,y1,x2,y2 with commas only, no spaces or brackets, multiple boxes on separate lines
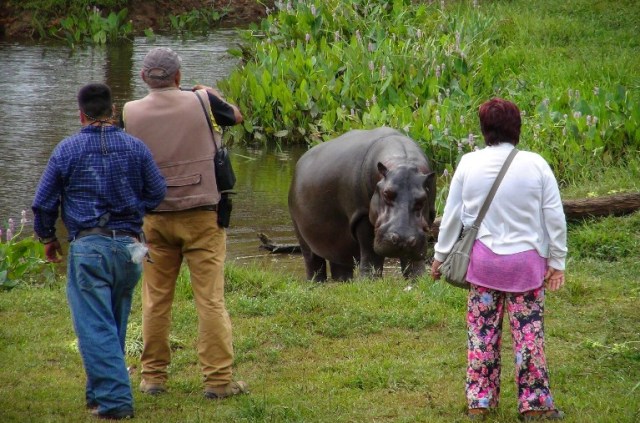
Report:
32,125,166,240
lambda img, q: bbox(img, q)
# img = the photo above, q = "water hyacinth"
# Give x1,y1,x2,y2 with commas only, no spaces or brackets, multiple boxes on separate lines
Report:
468,133,475,146
21,210,27,226
221,0,639,182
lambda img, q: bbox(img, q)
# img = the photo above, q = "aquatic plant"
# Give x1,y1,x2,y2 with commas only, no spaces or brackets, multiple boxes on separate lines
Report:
0,210,59,290
220,0,640,183
52,7,133,47
168,5,230,35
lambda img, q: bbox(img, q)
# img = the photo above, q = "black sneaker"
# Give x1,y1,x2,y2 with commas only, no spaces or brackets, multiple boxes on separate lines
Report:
91,408,134,420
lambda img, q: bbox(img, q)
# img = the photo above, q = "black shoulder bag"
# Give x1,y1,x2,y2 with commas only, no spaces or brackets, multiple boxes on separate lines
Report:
194,91,236,228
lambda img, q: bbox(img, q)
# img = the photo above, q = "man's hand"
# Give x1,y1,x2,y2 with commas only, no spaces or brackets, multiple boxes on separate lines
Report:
44,240,63,263
544,267,565,291
430,259,442,280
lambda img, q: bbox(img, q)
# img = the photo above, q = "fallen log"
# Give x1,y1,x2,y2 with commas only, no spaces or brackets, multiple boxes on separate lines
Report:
562,192,640,220
259,193,640,253
257,232,301,253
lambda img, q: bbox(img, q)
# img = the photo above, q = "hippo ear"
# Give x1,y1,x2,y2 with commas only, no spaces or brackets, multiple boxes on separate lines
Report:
377,162,388,177
422,171,436,191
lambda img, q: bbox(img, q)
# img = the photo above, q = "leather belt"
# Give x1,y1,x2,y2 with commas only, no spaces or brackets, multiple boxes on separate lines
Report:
147,205,217,214
75,227,140,241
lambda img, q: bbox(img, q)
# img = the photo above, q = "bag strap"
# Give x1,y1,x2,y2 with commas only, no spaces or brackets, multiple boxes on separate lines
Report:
194,90,223,153
473,148,519,227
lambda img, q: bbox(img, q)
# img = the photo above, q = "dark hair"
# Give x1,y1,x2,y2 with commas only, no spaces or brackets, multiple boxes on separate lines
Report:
478,98,521,146
77,83,113,120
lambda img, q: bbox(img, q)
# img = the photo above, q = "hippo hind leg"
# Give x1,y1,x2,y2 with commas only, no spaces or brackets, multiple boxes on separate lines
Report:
329,262,354,281
292,221,327,281
400,258,426,279
299,240,328,282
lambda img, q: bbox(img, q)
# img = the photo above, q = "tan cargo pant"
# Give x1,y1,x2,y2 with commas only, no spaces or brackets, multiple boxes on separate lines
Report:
140,209,234,388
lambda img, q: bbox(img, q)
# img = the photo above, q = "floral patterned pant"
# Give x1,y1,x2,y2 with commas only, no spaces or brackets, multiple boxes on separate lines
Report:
466,285,556,413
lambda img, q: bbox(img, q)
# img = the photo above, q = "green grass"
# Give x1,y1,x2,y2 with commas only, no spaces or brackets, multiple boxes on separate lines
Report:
1,230,639,422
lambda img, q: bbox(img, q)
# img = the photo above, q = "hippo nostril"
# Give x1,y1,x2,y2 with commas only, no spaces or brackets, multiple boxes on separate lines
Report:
388,233,399,244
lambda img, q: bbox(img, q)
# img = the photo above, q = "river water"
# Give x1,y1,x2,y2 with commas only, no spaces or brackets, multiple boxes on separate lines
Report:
0,32,307,276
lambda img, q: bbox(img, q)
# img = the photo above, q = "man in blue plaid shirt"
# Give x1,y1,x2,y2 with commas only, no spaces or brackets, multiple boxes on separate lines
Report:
32,83,166,420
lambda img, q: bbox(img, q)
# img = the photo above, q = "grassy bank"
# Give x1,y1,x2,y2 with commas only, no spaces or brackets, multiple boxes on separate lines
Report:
1,209,639,422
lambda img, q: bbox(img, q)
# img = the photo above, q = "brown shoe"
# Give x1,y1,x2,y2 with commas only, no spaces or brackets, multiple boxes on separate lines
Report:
520,410,565,421
139,380,167,395
467,408,489,420
204,381,249,399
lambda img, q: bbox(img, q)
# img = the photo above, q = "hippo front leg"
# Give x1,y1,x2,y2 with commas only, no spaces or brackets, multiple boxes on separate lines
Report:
354,219,384,278
400,258,426,279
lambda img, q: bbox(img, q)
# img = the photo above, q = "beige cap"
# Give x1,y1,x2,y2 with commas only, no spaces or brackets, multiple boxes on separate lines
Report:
142,47,182,80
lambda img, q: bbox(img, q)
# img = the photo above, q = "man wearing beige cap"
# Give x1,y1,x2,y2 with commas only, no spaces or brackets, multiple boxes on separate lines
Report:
122,47,247,400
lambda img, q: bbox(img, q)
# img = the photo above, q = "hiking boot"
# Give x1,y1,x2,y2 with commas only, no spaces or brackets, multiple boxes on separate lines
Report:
90,408,134,420
203,381,249,399
139,379,167,395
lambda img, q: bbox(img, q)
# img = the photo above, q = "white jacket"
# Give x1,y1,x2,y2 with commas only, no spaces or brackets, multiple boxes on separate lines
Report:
434,143,567,270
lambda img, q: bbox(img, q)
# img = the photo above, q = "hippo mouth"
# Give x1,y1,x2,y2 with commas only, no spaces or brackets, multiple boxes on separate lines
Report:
373,232,426,259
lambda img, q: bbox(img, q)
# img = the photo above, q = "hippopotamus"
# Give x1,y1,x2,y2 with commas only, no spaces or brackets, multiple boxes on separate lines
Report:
288,127,436,281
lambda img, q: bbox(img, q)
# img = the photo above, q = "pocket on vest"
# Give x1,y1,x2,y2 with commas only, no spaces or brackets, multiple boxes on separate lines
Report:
166,174,202,187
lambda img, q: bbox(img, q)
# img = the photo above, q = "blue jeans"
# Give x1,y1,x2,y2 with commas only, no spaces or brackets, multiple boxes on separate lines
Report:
66,234,141,414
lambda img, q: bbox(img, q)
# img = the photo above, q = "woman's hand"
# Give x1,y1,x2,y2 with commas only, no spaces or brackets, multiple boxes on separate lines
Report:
544,267,565,291
430,259,442,280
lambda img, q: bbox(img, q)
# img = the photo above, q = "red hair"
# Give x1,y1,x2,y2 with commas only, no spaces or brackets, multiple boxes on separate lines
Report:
478,98,521,146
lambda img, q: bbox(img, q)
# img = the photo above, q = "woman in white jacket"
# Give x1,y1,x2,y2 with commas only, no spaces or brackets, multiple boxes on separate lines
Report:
431,98,567,421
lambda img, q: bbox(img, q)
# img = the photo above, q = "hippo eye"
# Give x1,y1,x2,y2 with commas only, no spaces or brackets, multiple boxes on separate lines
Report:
413,194,426,212
383,189,396,204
